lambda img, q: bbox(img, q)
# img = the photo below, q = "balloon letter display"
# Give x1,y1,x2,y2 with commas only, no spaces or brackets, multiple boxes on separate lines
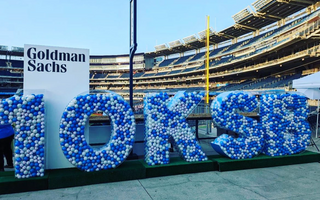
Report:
260,93,311,156
144,91,207,165
59,92,135,172
210,91,264,159
0,94,45,178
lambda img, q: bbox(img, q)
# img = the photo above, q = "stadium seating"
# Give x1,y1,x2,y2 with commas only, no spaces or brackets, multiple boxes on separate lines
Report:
139,10,320,71
0,70,23,77
107,74,119,78
158,57,177,67
265,74,302,88
0,60,7,67
0,59,23,68
94,74,107,79
222,38,251,54
217,73,303,91
197,65,206,70
173,55,193,65
214,56,233,66
133,72,144,77
120,73,130,78
241,33,266,49
143,73,156,77
182,66,200,73
10,60,23,68
189,52,206,62
155,71,169,76
209,48,225,57
168,69,182,75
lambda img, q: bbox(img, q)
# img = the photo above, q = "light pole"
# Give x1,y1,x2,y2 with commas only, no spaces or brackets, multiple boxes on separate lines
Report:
129,0,137,109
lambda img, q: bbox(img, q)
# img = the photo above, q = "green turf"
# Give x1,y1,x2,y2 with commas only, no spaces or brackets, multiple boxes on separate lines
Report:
0,172,48,195
212,150,320,172
141,157,216,178
48,160,146,189
0,171,14,177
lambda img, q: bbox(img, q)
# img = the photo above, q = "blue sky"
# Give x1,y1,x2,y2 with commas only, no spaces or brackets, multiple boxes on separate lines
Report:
1,0,254,55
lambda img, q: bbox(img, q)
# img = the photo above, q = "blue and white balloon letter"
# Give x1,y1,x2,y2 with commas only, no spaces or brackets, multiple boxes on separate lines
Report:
0,94,45,178
59,92,135,172
260,93,311,156
144,91,207,166
210,91,264,159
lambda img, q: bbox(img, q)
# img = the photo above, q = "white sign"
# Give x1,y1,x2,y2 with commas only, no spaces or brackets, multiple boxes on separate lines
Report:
24,44,89,169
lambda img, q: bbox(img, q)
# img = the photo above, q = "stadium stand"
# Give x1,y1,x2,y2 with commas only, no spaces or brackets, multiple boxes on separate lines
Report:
0,70,23,77
155,71,169,76
133,72,144,77
142,73,156,77
107,74,119,78
158,57,177,67
217,73,303,91
182,66,200,73
197,65,206,70
0,60,7,67
94,74,107,79
173,55,193,65
168,69,182,75
189,52,206,62
120,73,130,78
1,0,320,101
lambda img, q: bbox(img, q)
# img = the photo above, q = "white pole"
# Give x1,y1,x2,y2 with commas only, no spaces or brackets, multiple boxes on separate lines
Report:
316,99,319,138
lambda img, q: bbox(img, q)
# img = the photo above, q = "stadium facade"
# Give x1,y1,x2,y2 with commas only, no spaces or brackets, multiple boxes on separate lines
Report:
1,0,320,101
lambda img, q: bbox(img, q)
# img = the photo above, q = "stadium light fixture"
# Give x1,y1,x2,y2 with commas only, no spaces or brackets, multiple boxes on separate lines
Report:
232,7,253,23
168,40,183,48
252,0,274,12
0,45,8,51
155,44,168,51
11,46,24,52
183,35,198,44
198,28,214,40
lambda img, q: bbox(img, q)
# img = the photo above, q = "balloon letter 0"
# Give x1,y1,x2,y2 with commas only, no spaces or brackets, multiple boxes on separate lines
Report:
59,92,135,172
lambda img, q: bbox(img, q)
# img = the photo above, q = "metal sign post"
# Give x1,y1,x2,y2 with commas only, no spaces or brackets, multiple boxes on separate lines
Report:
129,0,137,109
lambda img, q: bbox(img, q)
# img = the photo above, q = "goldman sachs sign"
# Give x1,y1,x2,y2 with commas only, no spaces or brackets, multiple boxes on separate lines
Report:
25,47,86,73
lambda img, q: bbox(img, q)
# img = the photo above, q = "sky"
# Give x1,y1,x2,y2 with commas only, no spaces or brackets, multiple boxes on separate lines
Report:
1,0,254,55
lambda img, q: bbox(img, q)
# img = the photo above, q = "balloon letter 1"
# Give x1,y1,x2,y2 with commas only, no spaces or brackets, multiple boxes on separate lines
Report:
0,94,45,178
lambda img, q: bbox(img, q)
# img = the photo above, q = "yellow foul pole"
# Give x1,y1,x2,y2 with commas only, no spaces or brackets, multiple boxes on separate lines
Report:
206,16,210,104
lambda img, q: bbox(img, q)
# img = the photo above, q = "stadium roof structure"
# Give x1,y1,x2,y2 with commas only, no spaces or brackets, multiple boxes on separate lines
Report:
146,0,320,57
253,0,317,18
90,52,145,59
0,45,24,57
